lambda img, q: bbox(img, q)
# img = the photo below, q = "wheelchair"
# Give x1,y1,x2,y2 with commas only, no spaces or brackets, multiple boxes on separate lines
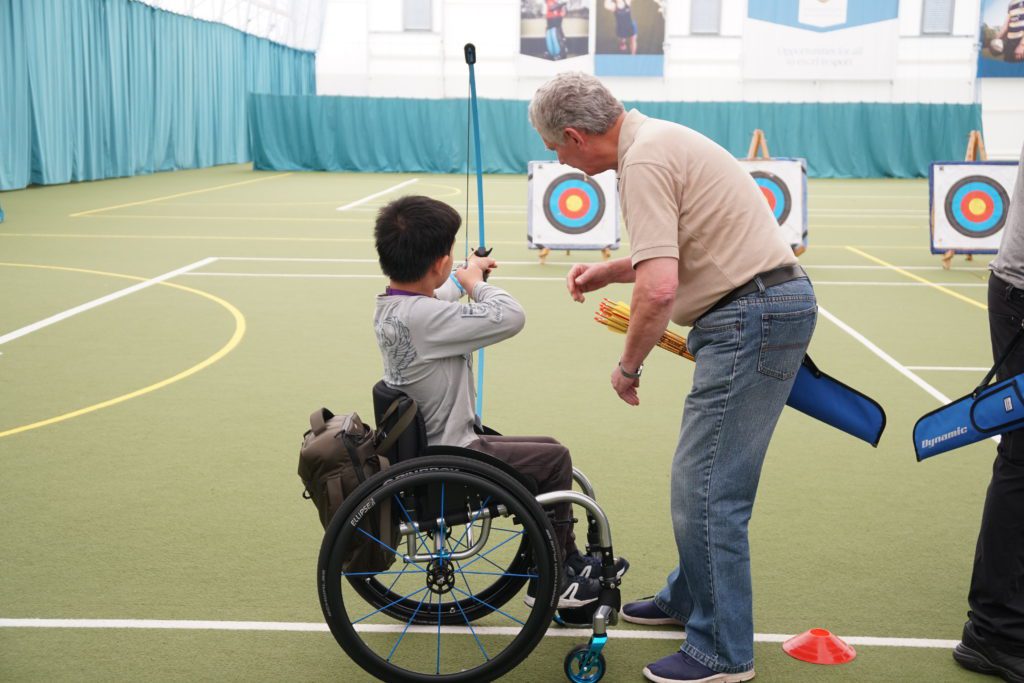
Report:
315,382,623,683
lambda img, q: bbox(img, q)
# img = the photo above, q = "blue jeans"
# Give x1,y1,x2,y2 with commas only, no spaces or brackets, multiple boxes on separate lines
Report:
654,276,817,673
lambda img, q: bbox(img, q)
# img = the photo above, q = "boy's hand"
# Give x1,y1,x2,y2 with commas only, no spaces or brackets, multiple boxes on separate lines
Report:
455,261,487,294
468,253,497,277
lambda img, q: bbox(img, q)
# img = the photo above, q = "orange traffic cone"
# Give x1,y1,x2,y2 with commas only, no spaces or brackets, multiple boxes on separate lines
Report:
783,628,856,665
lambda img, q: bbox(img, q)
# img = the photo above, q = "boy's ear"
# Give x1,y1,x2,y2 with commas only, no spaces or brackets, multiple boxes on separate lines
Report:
430,253,449,275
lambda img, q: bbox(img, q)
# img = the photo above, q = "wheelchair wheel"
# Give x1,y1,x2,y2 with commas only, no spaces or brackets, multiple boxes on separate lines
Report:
318,455,560,682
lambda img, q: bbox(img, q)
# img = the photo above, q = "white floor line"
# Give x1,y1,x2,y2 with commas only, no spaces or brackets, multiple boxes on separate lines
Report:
336,179,419,211
906,366,989,372
812,281,985,287
818,306,951,405
0,258,217,346
181,273,985,288
213,258,991,272
0,618,959,649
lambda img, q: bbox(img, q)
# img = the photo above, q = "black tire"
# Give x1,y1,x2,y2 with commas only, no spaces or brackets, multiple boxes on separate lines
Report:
318,455,560,683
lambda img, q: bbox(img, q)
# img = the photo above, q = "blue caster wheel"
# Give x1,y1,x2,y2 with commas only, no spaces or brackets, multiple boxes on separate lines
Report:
564,643,606,682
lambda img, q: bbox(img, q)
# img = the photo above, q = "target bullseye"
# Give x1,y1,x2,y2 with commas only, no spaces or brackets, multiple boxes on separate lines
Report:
944,175,1009,238
543,173,605,234
751,171,791,225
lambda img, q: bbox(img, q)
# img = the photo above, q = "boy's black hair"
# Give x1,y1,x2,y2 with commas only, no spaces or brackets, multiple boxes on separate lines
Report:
374,196,462,282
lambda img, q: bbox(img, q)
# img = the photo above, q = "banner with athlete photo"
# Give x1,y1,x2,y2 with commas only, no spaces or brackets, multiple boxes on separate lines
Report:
527,161,620,251
930,161,1020,254
743,0,899,80
520,0,591,63
978,0,1024,77
594,0,665,77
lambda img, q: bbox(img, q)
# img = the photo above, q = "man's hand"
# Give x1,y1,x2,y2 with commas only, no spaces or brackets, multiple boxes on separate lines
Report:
611,364,640,405
456,260,489,293
567,262,609,303
1016,41,1024,61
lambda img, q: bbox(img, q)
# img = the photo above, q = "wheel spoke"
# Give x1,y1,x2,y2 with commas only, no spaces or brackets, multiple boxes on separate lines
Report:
386,588,430,662
351,586,429,625
444,536,490,663
451,586,526,626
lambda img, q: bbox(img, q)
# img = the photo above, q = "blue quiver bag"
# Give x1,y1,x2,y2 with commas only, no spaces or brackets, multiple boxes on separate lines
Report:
914,321,1024,461
786,355,886,447
914,374,1024,460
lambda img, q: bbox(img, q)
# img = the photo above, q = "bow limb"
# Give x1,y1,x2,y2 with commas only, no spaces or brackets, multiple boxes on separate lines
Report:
465,43,490,421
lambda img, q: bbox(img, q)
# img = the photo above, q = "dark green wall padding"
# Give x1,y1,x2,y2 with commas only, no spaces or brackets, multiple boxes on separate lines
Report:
249,94,983,179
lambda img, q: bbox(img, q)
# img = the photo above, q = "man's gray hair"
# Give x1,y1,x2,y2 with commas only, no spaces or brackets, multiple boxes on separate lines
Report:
528,71,625,144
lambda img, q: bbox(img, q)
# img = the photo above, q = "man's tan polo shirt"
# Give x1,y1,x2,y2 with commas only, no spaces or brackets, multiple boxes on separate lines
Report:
616,109,798,326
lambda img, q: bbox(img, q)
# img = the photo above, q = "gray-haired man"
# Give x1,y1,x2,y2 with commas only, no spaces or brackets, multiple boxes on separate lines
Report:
529,72,817,683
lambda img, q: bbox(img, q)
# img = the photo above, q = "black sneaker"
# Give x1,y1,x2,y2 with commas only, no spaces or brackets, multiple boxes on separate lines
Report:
953,620,1024,683
566,551,630,581
525,569,602,609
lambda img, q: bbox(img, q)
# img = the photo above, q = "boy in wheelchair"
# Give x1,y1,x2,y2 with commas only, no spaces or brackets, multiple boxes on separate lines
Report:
373,195,628,611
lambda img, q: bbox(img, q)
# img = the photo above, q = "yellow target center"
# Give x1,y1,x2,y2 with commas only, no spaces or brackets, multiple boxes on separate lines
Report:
565,195,584,213
968,198,987,216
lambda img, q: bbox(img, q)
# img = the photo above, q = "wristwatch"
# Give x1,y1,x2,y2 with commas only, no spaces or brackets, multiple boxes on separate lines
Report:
618,361,643,379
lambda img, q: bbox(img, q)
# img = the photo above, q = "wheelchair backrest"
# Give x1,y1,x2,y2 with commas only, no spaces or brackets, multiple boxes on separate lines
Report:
372,380,428,463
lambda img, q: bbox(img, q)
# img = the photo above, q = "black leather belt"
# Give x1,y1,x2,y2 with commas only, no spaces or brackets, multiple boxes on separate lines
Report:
707,264,807,314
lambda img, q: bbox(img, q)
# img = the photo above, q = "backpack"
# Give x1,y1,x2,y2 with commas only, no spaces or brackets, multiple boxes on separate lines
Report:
297,400,417,573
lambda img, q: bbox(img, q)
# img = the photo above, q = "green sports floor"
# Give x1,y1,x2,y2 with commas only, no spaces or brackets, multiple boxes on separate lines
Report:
0,164,1002,681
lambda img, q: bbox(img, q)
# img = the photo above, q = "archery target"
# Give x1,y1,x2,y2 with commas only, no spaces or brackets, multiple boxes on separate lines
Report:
737,158,808,250
528,161,619,250
751,171,792,225
930,162,1019,254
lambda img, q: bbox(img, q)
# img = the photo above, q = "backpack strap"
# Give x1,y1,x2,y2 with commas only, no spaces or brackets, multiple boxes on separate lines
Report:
309,407,334,436
375,398,418,457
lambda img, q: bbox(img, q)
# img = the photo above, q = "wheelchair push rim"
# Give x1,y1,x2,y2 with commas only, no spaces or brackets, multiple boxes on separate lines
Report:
317,455,560,683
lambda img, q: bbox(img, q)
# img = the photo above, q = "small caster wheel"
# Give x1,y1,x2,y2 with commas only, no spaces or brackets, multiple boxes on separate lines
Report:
564,643,606,682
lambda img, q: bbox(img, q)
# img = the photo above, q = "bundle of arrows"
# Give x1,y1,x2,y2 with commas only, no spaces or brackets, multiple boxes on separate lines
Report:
594,299,695,362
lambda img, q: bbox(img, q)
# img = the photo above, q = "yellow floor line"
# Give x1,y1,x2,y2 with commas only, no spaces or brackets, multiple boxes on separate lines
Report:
845,246,987,311
68,172,292,217
0,263,245,439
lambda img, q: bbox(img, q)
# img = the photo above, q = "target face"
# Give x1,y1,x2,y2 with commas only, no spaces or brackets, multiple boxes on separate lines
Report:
751,171,792,226
943,175,1010,239
542,173,606,234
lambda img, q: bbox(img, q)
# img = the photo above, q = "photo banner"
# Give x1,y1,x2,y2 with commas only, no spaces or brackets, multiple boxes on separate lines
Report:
743,0,899,80
595,0,665,77
978,0,1024,78
520,0,591,63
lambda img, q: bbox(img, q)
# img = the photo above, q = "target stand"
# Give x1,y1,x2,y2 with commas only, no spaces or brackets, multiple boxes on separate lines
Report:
527,161,619,264
737,130,808,256
930,131,1019,269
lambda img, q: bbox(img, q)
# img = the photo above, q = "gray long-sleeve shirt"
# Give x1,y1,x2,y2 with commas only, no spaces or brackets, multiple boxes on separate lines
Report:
374,278,526,447
990,142,1024,290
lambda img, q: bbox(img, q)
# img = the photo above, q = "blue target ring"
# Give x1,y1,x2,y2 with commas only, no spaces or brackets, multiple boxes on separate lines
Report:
944,176,1009,238
542,174,605,234
750,171,791,225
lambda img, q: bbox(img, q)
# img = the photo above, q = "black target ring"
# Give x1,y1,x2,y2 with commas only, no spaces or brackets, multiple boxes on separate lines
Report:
542,173,606,235
750,171,792,226
943,175,1010,239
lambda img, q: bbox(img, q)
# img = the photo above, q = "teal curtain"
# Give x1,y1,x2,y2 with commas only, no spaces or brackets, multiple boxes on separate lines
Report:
0,0,315,190
250,95,982,179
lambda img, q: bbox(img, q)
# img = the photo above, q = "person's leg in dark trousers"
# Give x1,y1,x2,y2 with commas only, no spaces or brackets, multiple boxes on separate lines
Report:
967,273,1024,653
465,434,578,560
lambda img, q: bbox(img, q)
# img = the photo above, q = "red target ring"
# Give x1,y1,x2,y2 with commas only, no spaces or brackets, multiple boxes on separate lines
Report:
960,190,995,222
558,189,591,220
759,186,777,212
